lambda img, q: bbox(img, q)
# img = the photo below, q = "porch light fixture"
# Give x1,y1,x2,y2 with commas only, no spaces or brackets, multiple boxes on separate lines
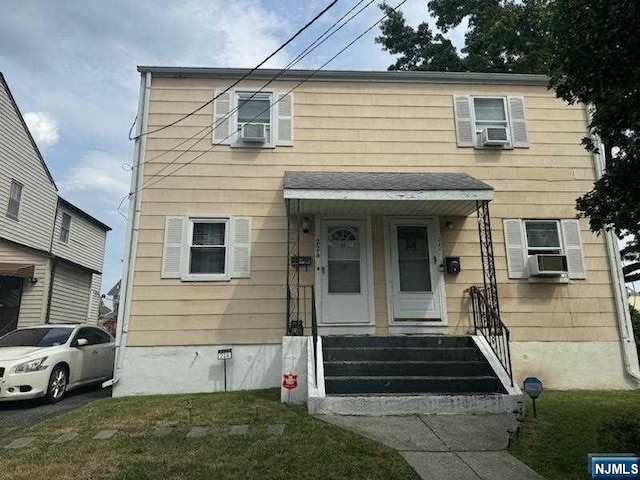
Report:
445,221,454,230
301,216,311,234
28,277,38,285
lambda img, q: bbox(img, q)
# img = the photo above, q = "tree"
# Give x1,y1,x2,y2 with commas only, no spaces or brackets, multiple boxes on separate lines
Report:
375,0,551,74
548,0,640,283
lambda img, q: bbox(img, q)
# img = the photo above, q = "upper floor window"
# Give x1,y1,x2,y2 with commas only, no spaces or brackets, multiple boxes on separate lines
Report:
60,212,72,244
453,95,528,149
7,179,23,219
212,89,293,148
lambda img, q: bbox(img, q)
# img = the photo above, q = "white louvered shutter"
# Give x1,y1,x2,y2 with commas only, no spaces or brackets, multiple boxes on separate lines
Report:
508,96,529,148
161,216,186,278
276,92,293,146
561,219,586,279
503,219,528,279
231,217,251,278
453,96,475,147
212,89,232,145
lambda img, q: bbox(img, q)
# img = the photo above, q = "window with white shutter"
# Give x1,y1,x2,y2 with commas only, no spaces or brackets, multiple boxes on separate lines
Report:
275,92,293,146
504,218,586,281
454,95,529,149
161,215,252,281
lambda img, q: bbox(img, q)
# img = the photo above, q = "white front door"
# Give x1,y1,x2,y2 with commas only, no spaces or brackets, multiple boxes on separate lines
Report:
388,218,443,320
318,219,371,324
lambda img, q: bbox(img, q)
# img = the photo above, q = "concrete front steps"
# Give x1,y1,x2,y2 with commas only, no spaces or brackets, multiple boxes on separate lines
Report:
307,335,523,416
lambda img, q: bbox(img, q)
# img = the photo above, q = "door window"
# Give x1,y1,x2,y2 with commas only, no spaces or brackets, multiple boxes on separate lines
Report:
397,226,432,292
327,226,361,294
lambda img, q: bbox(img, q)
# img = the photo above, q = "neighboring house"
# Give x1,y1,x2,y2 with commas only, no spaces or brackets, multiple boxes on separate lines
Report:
0,73,111,336
113,67,639,412
99,280,120,336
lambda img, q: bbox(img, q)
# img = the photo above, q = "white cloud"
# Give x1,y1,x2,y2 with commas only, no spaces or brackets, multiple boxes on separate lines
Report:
59,150,131,200
23,111,59,149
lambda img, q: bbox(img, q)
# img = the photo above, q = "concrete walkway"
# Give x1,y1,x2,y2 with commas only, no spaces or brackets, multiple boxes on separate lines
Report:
317,414,544,480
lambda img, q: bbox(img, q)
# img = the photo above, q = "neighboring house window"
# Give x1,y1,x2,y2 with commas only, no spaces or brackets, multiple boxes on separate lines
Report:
212,89,293,147
161,215,252,281
7,179,23,219
503,218,586,280
60,212,72,243
187,218,229,280
453,95,528,148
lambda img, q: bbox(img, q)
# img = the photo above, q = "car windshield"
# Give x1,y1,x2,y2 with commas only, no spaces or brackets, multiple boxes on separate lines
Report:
0,328,73,347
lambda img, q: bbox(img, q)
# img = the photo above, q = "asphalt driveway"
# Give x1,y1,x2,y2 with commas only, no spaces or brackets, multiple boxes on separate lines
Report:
0,385,111,434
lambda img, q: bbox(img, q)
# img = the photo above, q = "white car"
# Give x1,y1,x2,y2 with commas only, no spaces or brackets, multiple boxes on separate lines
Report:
0,324,115,403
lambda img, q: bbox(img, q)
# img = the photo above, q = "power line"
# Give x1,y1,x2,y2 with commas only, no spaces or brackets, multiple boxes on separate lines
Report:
139,0,409,193
130,0,338,141
137,0,375,191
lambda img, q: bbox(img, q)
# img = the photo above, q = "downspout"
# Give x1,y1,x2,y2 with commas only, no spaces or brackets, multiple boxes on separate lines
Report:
588,107,640,385
105,71,150,388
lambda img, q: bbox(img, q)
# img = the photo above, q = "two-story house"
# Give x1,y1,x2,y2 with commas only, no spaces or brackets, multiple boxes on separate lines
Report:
112,67,639,414
0,73,111,335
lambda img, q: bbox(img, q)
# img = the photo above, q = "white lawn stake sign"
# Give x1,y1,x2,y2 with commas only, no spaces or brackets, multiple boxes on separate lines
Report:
218,348,232,391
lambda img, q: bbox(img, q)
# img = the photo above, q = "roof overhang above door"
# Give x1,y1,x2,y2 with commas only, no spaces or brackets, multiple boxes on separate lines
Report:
283,172,494,216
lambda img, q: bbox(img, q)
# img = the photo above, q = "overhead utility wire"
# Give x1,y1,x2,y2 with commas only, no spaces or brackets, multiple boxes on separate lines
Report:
129,0,338,140
138,0,409,194
137,0,375,190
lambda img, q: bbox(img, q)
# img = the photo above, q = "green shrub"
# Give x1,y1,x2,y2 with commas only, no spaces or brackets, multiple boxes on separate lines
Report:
597,412,640,455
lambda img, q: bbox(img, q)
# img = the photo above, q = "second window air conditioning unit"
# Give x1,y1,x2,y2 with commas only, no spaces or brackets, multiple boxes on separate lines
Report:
481,127,509,146
241,123,266,143
528,254,568,276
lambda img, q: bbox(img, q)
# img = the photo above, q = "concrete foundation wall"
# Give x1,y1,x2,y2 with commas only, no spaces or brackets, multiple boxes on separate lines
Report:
511,341,636,389
113,344,282,397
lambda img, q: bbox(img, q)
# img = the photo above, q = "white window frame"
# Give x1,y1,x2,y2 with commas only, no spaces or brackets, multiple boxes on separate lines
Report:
182,217,230,281
232,91,275,148
523,219,564,255
59,212,72,244
7,179,23,219
471,96,511,148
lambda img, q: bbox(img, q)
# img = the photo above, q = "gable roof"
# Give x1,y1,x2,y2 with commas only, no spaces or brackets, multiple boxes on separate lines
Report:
0,72,57,189
58,197,112,231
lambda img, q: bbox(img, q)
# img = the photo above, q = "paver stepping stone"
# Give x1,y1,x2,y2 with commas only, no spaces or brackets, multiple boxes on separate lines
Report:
186,427,208,438
229,425,249,435
267,424,285,435
129,432,146,438
4,437,35,449
153,427,173,437
94,430,118,440
53,432,78,444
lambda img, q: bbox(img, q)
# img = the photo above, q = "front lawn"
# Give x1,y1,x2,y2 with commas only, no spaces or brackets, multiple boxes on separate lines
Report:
510,390,640,480
0,389,418,480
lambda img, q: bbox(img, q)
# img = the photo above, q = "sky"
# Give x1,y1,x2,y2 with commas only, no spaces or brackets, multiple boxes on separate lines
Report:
0,0,467,294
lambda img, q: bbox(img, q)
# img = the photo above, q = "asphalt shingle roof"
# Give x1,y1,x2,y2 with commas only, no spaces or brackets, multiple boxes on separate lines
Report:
283,172,493,192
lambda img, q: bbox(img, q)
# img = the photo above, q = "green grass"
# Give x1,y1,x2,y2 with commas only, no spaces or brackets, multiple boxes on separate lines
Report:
510,390,640,480
0,389,419,480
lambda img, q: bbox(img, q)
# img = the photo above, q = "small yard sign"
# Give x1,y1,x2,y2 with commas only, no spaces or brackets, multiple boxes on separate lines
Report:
217,348,232,360
282,372,298,390
523,377,543,418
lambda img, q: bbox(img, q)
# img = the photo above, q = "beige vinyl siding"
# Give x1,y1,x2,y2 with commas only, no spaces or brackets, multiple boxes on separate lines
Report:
0,82,58,251
126,76,617,347
0,239,51,327
51,206,106,272
48,262,92,324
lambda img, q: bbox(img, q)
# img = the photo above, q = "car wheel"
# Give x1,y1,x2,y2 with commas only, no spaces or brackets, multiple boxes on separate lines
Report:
46,365,68,403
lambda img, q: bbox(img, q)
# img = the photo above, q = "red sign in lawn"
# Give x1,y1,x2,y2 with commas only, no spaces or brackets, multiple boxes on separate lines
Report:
282,372,298,390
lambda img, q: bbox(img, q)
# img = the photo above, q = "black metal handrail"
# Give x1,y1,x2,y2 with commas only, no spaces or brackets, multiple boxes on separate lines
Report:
469,285,514,386
310,285,318,388
286,284,319,387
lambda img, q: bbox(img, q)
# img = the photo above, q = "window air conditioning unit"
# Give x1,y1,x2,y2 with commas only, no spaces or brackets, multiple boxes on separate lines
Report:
528,254,568,276
240,123,266,143
481,127,509,146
